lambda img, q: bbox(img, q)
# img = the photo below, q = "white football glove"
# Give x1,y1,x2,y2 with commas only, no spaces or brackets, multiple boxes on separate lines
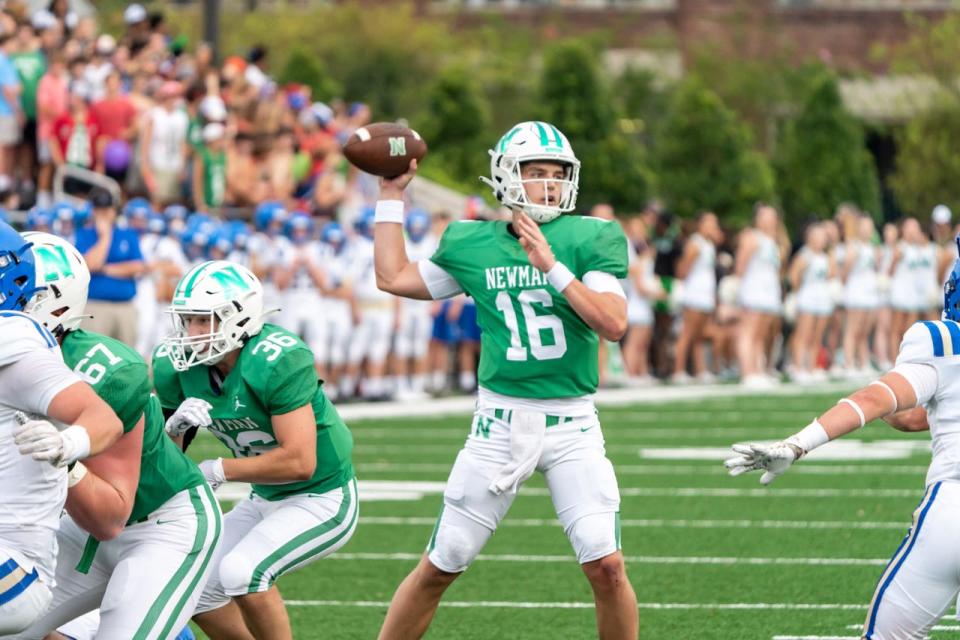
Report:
165,398,213,437
14,418,91,467
198,458,226,491
724,439,805,485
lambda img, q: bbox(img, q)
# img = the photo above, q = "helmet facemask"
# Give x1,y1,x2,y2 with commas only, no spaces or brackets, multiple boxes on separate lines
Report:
166,302,249,371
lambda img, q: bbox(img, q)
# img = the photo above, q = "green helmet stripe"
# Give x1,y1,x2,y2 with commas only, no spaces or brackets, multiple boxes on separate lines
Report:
177,261,214,298
548,124,564,148
498,125,522,152
533,122,549,147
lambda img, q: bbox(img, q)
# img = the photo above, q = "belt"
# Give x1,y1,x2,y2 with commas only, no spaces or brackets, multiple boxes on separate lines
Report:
490,409,574,428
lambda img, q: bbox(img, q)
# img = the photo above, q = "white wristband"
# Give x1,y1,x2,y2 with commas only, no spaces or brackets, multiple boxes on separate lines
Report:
374,199,404,224
67,461,88,488
61,425,91,466
546,262,575,292
787,419,830,455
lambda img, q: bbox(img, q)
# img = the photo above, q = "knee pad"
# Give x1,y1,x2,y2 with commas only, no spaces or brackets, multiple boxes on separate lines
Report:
428,518,486,574
218,551,260,596
568,512,619,565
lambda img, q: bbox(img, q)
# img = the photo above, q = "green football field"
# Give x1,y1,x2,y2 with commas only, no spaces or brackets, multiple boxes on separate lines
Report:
184,389,953,639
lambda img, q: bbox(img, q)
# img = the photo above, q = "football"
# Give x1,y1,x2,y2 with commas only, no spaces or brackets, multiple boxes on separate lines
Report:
343,122,428,178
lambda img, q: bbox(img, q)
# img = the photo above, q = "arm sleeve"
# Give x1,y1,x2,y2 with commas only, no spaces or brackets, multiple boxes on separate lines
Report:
263,348,320,415
0,349,82,415
583,271,626,298
581,221,629,279
418,260,463,300
890,362,940,406
151,347,184,410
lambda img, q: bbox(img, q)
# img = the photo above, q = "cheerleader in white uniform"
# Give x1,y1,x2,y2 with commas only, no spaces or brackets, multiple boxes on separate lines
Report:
841,214,880,376
889,218,929,360
916,230,939,321
736,204,785,387
788,223,835,381
873,222,899,369
621,224,662,382
672,211,721,383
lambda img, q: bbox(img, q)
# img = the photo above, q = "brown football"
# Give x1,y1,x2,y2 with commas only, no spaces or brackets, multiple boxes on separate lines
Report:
343,122,428,178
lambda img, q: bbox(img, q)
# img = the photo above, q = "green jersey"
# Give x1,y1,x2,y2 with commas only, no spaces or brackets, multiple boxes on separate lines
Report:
152,323,355,501
430,215,628,399
198,145,226,209
11,51,45,120
61,330,204,524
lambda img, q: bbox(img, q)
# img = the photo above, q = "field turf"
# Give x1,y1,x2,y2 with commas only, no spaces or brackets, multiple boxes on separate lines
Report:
185,389,949,639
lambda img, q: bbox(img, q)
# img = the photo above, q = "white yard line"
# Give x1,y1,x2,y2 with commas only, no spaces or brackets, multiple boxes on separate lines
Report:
284,599,868,611
354,462,929,476
358,516,908,531
337,382,857,421
325,552,887,566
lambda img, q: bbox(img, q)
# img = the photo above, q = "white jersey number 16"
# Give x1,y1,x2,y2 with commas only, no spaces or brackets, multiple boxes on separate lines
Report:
495,289,567,362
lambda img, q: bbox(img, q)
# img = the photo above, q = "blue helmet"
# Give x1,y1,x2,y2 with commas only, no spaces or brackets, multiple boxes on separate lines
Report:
284,211,314,241
321,221,345,246
207,225,234,256
354,206,375,239
0,209,6,224
945,237,960,321
73,201,92,228
163,204,189,222
254,201,288,232
405,208,431,242
51,201,75,223
147,213,167,235
0,221,40,311
227,220,251,249
123,197,153,220
26,207,52,231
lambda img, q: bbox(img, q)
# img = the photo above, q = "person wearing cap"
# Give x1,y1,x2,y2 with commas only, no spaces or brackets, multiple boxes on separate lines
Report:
140,80,188,208
50,79,103,174
192,121,227,213
83,34,115,102
74,187,145,345
0,31,22,184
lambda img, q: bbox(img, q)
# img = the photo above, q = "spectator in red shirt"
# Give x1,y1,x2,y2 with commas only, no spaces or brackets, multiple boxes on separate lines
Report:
50,80,103,174
92,69,137,181
35,49,68,207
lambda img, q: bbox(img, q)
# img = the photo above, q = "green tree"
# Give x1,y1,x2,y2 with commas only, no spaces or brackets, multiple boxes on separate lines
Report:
654,78,774,224
539,40,652,212
774,72,880,225
422,65,492,190
889,98,960,217
277,48,342,103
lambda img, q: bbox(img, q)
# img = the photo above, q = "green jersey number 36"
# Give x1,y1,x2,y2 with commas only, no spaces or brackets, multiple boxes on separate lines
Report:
495,288,567,361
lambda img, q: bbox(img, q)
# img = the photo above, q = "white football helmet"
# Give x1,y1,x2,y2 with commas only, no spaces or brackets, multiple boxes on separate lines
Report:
163,260,266,371
22,231,90,337
480,121,580,224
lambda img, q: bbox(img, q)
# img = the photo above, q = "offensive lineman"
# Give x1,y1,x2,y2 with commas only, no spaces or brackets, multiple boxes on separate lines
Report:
0,221,122,633
153,260,356,640
373,121,639,639
725,236,960,639
12,232,221,640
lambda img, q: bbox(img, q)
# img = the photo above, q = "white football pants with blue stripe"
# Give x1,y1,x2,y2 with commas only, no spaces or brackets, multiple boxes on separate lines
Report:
863,481,960,639
0,531,55,634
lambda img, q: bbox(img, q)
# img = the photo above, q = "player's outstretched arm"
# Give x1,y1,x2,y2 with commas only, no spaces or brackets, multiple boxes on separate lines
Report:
514,212,627,341
65,417,143,541
726,372,919,484
374,160,433,300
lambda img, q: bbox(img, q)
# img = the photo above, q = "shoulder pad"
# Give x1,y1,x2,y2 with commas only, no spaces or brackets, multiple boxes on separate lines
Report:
896,320,960,365
0,311,57,367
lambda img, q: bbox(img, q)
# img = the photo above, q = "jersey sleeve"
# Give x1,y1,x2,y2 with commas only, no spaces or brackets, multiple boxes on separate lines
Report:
262,347,320,415
0,347,81,415
896,321,945,365
151,345,184,410
100,361,151,433
579,220,629,279
428,222,468,277
0,313,57,367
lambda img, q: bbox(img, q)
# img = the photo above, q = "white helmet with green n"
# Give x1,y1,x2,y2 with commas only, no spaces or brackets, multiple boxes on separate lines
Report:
22,231,90,337
164,260,265,371
480,121,580,224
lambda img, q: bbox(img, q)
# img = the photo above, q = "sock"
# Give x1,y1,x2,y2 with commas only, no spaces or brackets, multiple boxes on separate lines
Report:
459,370,476,391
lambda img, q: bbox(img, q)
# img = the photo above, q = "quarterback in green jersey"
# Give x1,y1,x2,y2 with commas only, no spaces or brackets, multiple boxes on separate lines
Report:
14,232,221,640
373,121,638,639
154,259,356,640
